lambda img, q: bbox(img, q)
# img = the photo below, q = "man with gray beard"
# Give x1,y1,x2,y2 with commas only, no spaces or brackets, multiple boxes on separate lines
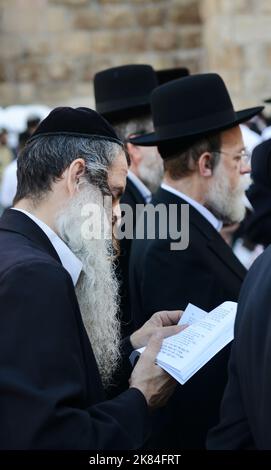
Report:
129,73,263,448
94,65,163,337
0,107,183,450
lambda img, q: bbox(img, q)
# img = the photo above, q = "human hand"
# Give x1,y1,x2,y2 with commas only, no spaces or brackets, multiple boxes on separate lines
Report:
129,332,176,409
130,310,186,349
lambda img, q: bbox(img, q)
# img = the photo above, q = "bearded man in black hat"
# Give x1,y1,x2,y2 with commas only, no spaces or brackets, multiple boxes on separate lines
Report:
128,73,263,448
0,107,184,450
94,65,163,336
94,64,163,196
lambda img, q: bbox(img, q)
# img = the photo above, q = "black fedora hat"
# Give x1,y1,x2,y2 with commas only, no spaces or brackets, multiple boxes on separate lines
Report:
94,64,158,122
129,73,263,147
156,67,189,85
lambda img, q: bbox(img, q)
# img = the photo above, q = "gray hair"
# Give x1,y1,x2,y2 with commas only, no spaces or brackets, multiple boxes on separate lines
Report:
14,135,123,203
112,115,153,142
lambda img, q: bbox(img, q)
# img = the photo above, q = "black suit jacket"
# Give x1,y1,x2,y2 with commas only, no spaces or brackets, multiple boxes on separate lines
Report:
207,246,271,449
129,188,246,448
117,176,146,336
0,209,150,450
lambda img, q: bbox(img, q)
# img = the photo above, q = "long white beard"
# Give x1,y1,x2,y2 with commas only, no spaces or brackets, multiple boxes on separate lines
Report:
138,152,164,193
206,166,251,224
55,184,121,388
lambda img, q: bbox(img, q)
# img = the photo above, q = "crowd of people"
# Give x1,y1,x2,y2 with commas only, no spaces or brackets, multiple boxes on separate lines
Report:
1,63,271,450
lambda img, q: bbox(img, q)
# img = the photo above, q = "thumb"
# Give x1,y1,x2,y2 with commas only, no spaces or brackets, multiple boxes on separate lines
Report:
141,332,164,363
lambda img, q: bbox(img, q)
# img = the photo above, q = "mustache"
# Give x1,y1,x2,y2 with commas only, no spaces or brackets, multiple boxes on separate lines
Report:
237,174,252,194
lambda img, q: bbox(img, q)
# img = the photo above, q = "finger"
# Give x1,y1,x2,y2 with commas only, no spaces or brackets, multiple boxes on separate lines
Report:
158,324,188,339
141,332,164,362
156,310,183,326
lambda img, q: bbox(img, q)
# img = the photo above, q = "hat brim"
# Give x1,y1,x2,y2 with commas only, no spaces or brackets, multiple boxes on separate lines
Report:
102,102,151,123
128,106,264,146
97,94,152,119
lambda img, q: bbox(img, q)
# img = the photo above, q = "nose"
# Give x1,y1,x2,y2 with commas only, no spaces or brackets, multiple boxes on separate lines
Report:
240,160,251,175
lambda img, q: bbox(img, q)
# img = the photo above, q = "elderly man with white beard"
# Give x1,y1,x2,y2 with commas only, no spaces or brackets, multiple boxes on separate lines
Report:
0,107,183,450
128,73,263,449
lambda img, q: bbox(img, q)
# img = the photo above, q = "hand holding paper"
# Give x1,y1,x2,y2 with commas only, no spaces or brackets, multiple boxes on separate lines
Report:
130,309,185,349
133,301,237,385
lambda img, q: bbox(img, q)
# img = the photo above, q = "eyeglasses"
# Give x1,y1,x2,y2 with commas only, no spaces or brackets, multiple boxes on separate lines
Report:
212,148,251,165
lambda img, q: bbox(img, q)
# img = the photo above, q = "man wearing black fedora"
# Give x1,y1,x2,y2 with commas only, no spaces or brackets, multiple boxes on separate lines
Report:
94,64,163,337
128,73,263,448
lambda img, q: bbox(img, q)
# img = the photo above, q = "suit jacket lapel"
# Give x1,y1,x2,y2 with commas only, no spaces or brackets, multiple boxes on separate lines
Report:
153,188,246,281
0,209,61,264
206,235,246,281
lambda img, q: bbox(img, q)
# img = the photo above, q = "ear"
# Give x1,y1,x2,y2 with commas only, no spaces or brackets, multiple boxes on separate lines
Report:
66,158,86,196
198,152,213,178
126,142,142,170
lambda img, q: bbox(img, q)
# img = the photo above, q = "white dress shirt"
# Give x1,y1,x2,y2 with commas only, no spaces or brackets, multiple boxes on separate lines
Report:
127,170,152,203
161,182,223,232
12,208,82,286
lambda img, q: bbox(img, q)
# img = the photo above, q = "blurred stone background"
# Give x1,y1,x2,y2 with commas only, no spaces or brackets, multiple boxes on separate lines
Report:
0,0,271,110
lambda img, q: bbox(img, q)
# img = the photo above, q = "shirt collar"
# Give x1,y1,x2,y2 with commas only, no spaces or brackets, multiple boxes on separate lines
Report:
128,170,152,203
12,208,83,286
161,183,223,232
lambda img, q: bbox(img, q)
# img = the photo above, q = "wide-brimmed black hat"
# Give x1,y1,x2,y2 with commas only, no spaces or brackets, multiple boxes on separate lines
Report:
94,64,158,122
156,67,189,85
28,107,122,145
129,73,263,147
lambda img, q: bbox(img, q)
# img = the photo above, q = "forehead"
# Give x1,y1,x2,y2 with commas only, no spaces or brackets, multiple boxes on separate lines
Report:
220,125,244,149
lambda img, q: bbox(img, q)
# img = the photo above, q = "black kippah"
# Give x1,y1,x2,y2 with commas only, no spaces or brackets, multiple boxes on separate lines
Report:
28,107,123,146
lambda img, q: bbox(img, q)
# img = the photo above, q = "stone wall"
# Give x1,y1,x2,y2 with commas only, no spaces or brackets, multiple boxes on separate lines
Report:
0,0,203,107
202,0,271,109
1,0,270,110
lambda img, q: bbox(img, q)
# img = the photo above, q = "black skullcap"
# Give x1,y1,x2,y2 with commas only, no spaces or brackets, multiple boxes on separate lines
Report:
29,107,123,146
